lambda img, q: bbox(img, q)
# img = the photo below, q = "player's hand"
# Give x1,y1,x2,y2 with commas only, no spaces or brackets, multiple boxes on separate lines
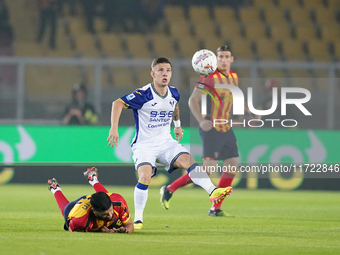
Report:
199,120,213,131
107,127,119,147
69,108,82,117
113,226,128,233
174,127,184,143
99,226,114,233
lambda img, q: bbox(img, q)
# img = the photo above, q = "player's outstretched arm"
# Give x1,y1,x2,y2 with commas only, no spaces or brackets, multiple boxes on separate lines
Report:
122,218,134,233
173,103,184,143
188,88,212,131
107,100,125,147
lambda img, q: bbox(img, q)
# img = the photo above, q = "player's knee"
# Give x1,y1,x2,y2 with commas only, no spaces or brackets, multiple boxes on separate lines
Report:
173,153,192,169
137,166,152,184
138,175,151,184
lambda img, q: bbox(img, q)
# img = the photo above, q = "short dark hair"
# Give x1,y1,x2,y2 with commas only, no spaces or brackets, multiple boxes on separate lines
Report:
217,45,232,55
90,192,112,212
151,57,172,69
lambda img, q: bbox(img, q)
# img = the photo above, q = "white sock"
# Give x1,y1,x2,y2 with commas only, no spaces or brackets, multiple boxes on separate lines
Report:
50,187,61,194
189,165,216,195
89,176,99,186
134,186,148,223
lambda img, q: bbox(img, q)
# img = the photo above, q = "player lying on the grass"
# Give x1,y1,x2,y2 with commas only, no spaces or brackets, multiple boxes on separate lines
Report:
107,57,233,230
47,167,134,233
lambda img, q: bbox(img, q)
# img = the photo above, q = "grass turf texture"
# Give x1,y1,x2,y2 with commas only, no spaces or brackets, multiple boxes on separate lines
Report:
0,185,339,255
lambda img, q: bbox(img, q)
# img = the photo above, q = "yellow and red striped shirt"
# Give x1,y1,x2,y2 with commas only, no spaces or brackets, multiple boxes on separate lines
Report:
196,69,239,132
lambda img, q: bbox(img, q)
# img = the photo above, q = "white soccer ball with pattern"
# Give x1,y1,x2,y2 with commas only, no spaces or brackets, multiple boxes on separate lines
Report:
191,49,217,76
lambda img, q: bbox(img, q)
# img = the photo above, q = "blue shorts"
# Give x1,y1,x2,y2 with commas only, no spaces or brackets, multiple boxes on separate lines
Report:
199,127,239,161
63,196,86,231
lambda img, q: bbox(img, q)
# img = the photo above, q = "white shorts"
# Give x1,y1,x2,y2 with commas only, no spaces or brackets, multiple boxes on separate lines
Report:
132,139,189,176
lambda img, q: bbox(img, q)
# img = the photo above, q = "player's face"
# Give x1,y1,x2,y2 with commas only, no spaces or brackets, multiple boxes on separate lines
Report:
217,51,233,72
76,90,85,102
151,63,172,87
93,206,114,221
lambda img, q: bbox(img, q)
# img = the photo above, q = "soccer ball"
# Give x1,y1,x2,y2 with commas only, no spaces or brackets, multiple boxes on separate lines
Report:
191,49,217,76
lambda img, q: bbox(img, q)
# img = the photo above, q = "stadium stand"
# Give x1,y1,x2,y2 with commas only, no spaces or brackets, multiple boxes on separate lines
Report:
4,0,340,100
308,40,333,62
164,5,186,23
136,66,153,85
149,34,178,59
239,8,261,24
201,37,227,53
213,6,236,23
294,24,318,42
288,8,313,25
193,22,217,40
122,34,152,59
333,41,340,60
243,23,268,40
229,38,254,61
111,66,136,88
321,25,340,41
280,38,307,61
169,21,193,38
189,5,211,24
328,0,340,9
255,38,281,61
25,65,80,95
277,0,302,9
219,20,243,40
270,24,293,40
261,69,287,79
99,34,126,59
304,0,327,9
262,7,287,25
68,17,87,36
176,36,201,59
253,0,276,7
312,8,337,26
287,70,314,90
74,33,99,58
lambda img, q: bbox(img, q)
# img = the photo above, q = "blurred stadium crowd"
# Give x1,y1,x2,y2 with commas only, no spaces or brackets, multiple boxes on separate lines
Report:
0,0,339,128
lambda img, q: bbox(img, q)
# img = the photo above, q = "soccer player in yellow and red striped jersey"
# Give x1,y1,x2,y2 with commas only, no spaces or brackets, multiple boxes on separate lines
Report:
160,46,239,216
48,167,134,233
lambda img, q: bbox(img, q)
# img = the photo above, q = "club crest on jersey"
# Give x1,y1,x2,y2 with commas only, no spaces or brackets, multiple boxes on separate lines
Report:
169,100,175,107
126,93,135,101
197,83,205,89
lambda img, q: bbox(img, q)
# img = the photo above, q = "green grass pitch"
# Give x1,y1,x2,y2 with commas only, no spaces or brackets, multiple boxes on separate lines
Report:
0,184,339,255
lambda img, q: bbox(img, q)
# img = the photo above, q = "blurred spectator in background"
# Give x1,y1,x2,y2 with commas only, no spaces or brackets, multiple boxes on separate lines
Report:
0,0,16,90
137,0,165,32
80,0,97,33
103,0,118,32
36,0,59,49
109,0,138,33
62,0,77,15
0,0,9,25
62,83,99,125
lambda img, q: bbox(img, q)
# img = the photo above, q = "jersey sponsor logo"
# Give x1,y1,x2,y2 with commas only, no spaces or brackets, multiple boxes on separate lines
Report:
151,102,157,106
150,111,173,119
126,94,135,101
148,123,170,128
